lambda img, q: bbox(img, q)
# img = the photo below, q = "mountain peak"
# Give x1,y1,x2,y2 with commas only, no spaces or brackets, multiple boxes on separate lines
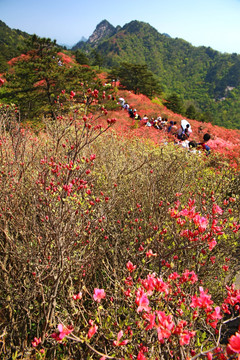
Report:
87,20,117,45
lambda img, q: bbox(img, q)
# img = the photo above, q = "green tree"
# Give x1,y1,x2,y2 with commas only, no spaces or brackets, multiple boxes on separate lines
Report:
91,49,104,69
74,49,90,65
109,62,162,98
163,93,184,115
0,35,104,120
185,104,197,119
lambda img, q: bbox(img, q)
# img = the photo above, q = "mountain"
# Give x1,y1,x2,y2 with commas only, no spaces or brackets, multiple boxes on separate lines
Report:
0,20,30,72
72,20,240,129
72,20,118,50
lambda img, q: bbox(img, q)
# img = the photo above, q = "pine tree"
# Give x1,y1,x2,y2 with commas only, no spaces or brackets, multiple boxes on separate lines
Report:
109,62,162,98
1,35,103,120
163,93,184,115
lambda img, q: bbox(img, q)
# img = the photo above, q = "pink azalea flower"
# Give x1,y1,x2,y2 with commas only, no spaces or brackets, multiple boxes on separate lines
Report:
208,239,217,251
31,337,41,347
136,292,151,313
207,306,222,328
126,261,137,272
146,249,157,257
212,203,223,215
206,352,213,359
88,324,98,339
228,331,240,353
190,287,213,310
193,214,208,232
156,311,174,343
51,324,73,342
137,351,147,360
179,330,196,346
113,330,129,346
93,288,106,303
144,312,156,330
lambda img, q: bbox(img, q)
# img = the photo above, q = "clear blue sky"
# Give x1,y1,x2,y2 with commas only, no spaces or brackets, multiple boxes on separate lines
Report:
1,0,240,54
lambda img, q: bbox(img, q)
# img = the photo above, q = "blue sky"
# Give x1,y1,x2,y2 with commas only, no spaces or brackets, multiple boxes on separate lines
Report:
1,0,240,54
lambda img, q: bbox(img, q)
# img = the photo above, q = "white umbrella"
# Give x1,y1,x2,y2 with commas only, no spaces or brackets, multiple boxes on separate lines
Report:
181,119,191,132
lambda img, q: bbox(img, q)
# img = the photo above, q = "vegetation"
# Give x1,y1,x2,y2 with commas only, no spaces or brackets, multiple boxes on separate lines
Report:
109,62,162,98
0,30,240,360
2,19,240,128
0,20,30,72
0,96,239,359
0,35,113,121
73,20,240,129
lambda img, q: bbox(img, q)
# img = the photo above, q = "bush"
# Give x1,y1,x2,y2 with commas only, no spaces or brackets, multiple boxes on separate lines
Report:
0,98,239,359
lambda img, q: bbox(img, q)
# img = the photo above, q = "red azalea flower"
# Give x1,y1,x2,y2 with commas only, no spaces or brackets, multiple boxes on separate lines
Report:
228,332,240,353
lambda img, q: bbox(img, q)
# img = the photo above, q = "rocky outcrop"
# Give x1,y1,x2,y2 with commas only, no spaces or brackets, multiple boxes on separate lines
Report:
87,20,117,45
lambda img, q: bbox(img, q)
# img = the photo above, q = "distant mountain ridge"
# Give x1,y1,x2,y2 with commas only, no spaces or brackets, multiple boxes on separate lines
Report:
72,19,240,129
1,18,240,128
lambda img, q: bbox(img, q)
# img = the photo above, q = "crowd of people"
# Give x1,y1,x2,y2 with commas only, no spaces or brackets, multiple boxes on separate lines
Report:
118,97,211,155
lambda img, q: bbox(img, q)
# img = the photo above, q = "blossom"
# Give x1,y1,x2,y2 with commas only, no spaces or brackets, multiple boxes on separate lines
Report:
72,291,82,300
126,261,136,272
93,288,106,303
31,337,41,347
51,324,73,342
207,306,222,328
179,330,196,346
206,352,213,360
208,239,217,251
156,311,174,343
212,203,223,215
137,351,147,360
228,332,240,353
113,330,129,346
190,287,213,310
144,312,156,330
193,214,208,232
88,324,98,339
136,291,151,313
146,249,157,257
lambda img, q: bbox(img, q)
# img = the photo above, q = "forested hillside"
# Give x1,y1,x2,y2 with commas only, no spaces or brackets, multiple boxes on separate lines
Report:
0,20,30,72
1,18,240,128
74,20,240,129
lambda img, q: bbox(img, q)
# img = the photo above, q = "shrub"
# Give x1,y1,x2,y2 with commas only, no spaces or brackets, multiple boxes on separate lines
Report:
0,98,239,359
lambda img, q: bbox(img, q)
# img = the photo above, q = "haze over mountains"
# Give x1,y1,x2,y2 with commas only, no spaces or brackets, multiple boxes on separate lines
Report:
1,18,240,129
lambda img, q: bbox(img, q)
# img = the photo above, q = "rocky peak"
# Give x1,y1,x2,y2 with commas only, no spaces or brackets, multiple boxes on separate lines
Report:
87,20,117,45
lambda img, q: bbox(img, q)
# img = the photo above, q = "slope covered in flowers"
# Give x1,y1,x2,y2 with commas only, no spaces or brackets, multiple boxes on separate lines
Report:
104,88,240,165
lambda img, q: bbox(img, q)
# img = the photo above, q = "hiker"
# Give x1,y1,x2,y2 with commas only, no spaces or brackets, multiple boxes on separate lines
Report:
171,121,178,135
198,125,204,134
142,114,149,123
177,125,184,140
188,140,199,154
167,121,174,133
153,118,160,129
185,124,192,138
128,108,135,118
198,133,211,155
118,97,125,107
180,134,190,148
135,114,141,120
177,119,192,140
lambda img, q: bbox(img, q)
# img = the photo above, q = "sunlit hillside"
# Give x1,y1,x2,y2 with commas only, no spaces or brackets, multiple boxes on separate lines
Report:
102,86,240,165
